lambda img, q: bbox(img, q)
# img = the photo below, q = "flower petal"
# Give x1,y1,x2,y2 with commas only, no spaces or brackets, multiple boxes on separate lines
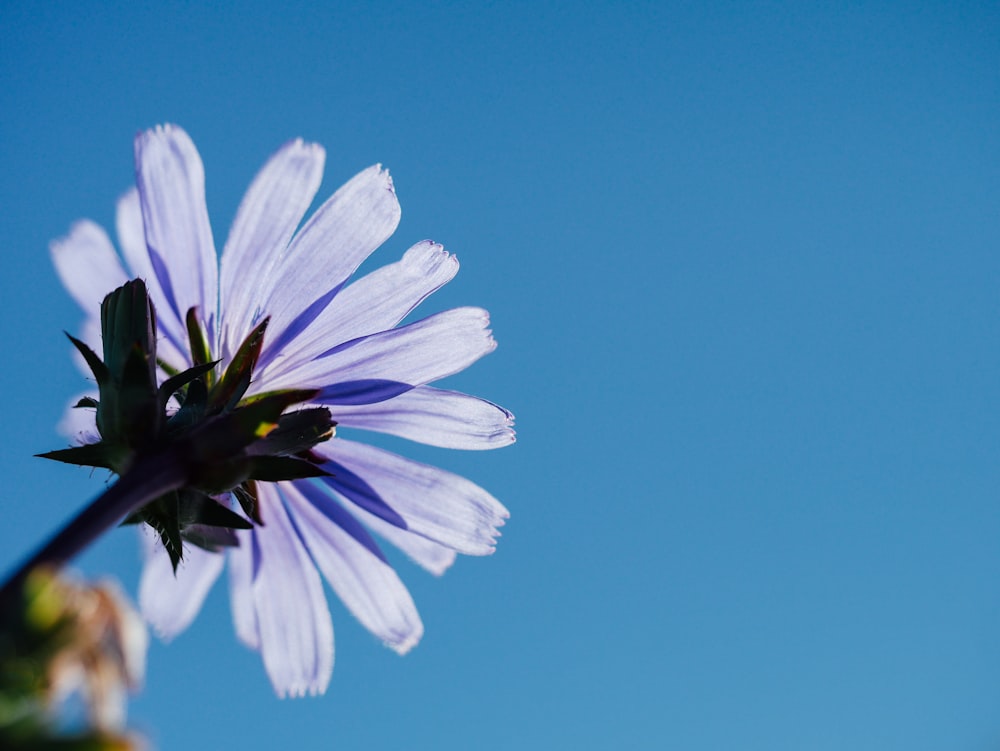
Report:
262,307,496,404
219,140,326,359
347,502,458,576
50,221,130,316
318,438,508,555
227,531,259,650
261,241,458,382
115,188,147,274
283,482,423,654
335,386,515,450
255,165,401,368
250,485,334,697
138,529,225,641
116,188,190,368
134,124,218,346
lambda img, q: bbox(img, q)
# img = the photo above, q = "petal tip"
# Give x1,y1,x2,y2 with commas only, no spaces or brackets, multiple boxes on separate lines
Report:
390,626,424,655
285,137,326,161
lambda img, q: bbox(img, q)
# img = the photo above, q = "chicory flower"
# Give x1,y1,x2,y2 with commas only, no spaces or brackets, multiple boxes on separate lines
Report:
52,124,513,696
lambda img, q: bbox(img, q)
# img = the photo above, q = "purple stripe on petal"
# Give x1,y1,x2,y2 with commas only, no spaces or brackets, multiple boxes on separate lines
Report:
319,459,408,529
318,438,508,555
286,480,389,565
255,165,400,358
257,283,343,371
115,188,190,364
346,502,458,576
147,245,182,326
282,482,423,655
317,379,413,405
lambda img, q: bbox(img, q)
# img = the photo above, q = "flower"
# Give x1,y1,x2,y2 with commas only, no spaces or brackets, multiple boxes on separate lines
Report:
51,124,513,696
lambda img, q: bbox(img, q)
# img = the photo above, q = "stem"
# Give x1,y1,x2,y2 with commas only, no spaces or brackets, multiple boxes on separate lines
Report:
0,449,189,608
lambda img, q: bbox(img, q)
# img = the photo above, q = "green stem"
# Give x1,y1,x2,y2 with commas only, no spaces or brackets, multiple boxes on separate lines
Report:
0,449,189,609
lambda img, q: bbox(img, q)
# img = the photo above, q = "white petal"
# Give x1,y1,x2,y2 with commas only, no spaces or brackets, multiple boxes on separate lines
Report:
262,241,457,381
115,188,148,274
134,124,218,346
283,482,423,654
227,530,259,650
254,165,401,366
219,140,325,359
335,386,515,449
251,485,334,697
319,438,508,555
348,501,457,576
51,221,129,316
116,188,190,368
262,307,496,404
138,528,224,641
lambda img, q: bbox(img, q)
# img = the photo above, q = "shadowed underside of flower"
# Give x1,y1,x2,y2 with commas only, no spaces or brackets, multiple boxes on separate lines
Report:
52,124,514,697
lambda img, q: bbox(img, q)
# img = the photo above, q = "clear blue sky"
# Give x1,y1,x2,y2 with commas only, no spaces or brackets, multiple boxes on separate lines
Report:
2,1,999,749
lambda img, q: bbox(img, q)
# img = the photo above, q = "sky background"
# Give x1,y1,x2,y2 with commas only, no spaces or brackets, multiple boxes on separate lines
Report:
1,1,999,749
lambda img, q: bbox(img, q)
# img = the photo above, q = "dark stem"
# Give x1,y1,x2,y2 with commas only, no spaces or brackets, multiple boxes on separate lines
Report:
0,449,189,609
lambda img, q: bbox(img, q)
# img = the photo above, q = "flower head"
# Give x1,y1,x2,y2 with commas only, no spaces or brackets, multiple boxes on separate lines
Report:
52,124,513,696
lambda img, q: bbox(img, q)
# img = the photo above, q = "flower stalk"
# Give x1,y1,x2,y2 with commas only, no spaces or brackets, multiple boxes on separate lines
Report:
0,449,188,611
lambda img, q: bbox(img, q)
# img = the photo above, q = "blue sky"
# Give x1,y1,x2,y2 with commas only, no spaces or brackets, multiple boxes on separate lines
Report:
1,1,999,748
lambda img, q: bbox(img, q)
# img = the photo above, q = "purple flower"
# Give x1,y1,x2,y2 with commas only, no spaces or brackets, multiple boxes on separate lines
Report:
52,124,513,696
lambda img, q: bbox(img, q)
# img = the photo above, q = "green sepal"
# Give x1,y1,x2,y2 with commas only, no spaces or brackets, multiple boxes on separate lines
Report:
168,376,209,432
207,318,269,413
101,279,156,379
183,524,240,552
249,407,336,457
157,357,180,377
140,494,184,571
233,481,262,525
247,455,332,482
36,443,123,472
158,360,219,408
236,388,320,412
176,489,253,530
186,307,213,384
184,395,328,492
76,281,162,449
189,389,320,461
66,334,109,387
116,341,160,448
